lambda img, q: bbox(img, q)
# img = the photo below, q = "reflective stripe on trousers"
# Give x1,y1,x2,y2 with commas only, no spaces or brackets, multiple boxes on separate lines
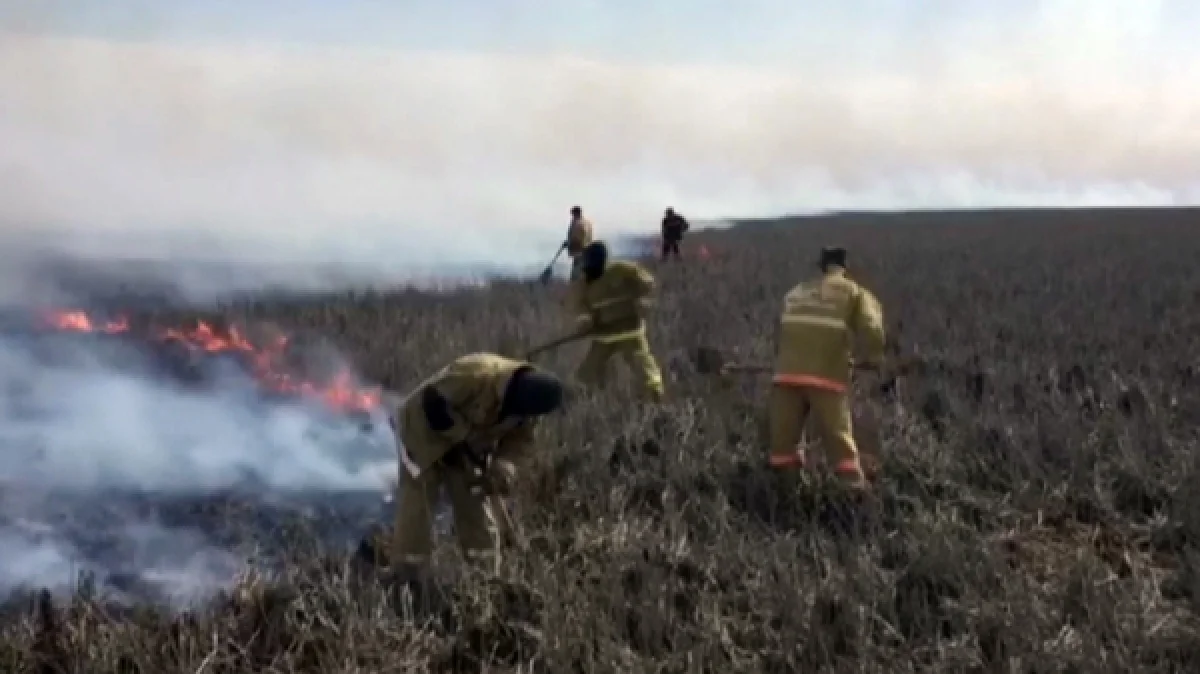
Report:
772,373,847,394
592,326,646,344
768,452,860,476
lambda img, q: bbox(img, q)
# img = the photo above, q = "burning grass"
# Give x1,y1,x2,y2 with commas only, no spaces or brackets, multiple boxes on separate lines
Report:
30,309,382,414
3,208,1200,672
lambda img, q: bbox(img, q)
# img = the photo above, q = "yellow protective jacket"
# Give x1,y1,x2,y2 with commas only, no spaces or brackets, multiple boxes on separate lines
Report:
773,267,885,393
568,260,655,342
398,353,539,474
566,216,594,257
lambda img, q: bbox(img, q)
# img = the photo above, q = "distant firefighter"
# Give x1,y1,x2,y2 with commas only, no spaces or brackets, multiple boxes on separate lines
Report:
660,207,690,261
766,246,885,490
565,205,595,280
390,353,565,582
568,241,665,401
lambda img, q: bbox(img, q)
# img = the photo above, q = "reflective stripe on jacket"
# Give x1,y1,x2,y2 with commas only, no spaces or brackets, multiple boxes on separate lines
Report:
773,267,885,392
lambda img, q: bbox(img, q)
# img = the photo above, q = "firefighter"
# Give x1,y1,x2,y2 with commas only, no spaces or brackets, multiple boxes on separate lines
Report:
569,240,665,401
660,207,690,261
391,353,565,582
565,205,594,280
764,246,885,490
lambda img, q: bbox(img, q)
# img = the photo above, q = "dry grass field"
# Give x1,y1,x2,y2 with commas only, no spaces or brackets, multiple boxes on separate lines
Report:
2,208,1200,673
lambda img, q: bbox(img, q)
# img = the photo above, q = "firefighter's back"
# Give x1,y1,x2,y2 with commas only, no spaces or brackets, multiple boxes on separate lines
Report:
774,271,864,392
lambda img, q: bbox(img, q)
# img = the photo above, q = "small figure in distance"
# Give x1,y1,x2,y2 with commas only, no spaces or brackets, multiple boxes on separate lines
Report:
565,206,594,280
660,207,690,261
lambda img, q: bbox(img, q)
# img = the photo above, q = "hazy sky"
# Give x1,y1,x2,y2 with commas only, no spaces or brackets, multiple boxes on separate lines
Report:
2,1,1198,280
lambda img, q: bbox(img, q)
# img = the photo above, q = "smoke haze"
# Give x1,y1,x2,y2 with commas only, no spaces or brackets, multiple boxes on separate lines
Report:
0,325,397,604
3,0,1199,295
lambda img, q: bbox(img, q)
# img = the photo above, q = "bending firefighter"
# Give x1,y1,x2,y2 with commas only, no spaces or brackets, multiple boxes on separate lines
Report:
565,205,595,280
391,353,565,581
660,207,690,261
767,246,885,490
569,241,665,401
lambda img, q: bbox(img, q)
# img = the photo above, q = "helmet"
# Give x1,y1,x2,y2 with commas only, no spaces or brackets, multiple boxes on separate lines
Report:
501,367,565,417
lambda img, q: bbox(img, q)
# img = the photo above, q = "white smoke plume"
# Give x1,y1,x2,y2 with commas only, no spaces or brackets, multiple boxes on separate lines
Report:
2,1,1200,298
0,318,398,605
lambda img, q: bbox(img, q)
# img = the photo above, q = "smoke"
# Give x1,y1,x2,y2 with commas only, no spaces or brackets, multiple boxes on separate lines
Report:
2,2,1199,297
0,317,398,606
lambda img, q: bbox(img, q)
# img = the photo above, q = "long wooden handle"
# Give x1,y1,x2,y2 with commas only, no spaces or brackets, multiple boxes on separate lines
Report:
526,327,593,358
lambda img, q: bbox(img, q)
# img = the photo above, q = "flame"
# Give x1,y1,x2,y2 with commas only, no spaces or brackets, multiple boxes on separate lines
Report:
40,310,130,334
35,309,382,414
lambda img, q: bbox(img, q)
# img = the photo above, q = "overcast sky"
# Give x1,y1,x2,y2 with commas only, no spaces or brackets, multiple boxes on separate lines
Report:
2,0,1197,277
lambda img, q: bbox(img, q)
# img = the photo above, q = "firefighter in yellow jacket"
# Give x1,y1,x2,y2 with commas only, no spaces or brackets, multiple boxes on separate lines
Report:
391,353,564,579
766,246,885,489
569,241,665,401
565,205,594,280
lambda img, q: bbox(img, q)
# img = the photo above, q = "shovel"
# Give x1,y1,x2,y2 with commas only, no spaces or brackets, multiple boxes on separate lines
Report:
538,244,568,285
690,345,920,390
690,346,769,376
524,297,653,360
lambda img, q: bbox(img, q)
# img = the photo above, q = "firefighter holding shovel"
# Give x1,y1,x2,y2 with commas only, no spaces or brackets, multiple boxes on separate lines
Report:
564,240,665,401
765,246,886,490
389,353,565,586
565,205,595,280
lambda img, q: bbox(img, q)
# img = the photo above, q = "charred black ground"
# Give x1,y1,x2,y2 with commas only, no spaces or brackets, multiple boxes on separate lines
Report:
2,208,1200,673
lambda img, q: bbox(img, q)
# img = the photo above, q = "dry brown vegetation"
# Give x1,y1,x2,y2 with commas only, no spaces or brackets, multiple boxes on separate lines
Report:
4,208,1200,672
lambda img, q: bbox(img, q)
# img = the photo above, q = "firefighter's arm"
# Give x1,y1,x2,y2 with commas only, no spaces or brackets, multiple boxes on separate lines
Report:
487,419,538,495
420,379,475,448
566,221,587,253
850,289,887,367
493,418,537,464
563,223,575,252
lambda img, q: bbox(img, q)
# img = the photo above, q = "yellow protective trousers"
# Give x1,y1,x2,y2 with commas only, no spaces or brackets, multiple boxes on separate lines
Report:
767,383,865,486
575,333,664,401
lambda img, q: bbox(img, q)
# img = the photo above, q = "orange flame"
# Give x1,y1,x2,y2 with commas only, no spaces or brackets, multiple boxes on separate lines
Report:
36,309,382,414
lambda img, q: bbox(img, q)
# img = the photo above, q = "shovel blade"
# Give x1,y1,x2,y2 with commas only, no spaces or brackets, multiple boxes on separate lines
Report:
691,346,727,375
538,266,555,284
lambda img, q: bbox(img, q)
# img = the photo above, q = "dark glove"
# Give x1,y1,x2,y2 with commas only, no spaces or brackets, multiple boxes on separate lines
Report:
442,441,486,471
486,458,518,497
